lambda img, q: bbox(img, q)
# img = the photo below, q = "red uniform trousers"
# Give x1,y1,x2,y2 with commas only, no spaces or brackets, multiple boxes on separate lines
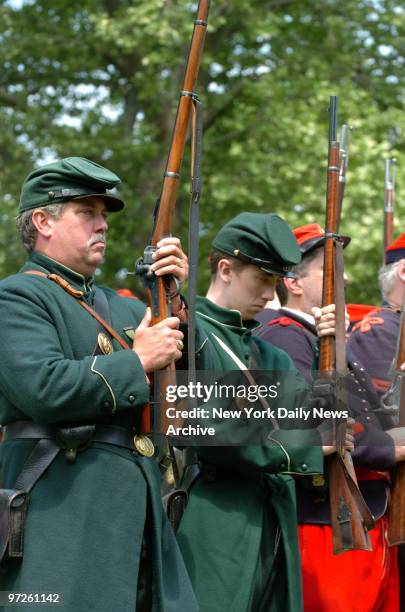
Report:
298,516,399,612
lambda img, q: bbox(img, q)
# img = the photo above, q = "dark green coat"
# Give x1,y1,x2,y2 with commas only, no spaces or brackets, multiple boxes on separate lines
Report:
177,297,324,612
0,251,198,612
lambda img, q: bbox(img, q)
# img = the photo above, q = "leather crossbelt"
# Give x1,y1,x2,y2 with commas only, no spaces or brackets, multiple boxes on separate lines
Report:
23,271,131,351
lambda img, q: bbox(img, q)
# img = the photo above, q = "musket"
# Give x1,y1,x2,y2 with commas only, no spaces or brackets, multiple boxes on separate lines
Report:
383,158,396,263
387,294,405,545
318,95,375,554
136,1,210,435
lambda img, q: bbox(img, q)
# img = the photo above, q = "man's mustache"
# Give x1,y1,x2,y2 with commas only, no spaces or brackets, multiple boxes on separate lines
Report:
89,234,106,247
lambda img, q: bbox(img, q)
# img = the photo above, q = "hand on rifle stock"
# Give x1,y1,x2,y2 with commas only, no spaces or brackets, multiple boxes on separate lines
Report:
318,417,355,456
151,236,189,318
386,427,405,462
151,236,189,284
313,304,350,337
132,308,184,373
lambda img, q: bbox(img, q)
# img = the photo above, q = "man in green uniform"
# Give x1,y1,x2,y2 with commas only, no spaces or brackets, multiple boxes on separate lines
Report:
176,212,351,612
0,157,198,611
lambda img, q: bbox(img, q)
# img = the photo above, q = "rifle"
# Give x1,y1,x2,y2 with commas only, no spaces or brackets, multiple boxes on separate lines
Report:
387,295,405,545
317,95,374,554
136,1,210,438
383,157,396,263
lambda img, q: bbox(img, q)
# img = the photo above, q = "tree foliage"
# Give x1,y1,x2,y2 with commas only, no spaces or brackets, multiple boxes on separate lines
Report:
0,0,404,303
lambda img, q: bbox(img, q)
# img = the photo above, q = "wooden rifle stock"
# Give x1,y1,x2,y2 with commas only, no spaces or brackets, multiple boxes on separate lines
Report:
137,0,210,433
387,296,405,545
319,96,374,554
383,158,396,263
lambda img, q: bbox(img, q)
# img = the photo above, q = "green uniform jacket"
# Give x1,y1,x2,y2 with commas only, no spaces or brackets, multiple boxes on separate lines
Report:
0,252,198,612
177,297,324,612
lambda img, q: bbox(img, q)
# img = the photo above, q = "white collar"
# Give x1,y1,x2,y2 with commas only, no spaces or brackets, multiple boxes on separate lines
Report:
282,307,315,326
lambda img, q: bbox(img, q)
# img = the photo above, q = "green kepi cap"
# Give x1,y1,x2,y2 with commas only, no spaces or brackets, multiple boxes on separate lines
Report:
212,212,301,277
19,157,124,213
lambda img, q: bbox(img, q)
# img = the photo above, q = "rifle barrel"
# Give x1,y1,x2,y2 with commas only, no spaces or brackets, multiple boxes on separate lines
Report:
383,157,396,258
328,96,338,143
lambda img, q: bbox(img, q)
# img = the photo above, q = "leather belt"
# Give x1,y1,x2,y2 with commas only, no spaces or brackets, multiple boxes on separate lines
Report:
3,421,138,454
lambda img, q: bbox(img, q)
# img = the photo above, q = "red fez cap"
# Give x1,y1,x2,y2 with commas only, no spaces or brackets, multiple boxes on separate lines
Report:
292,223,350,256
116,288,139,300
385,232,405,265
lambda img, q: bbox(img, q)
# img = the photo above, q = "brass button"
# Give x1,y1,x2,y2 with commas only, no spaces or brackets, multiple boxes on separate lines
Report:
134,435,155,457
312,474,325,487
98,333,113,355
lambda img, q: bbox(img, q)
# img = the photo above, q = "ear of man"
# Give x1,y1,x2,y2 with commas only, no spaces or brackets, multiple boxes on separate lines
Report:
217,257,233,283
31,209,54,238
283,275,303,296
397,260,405,283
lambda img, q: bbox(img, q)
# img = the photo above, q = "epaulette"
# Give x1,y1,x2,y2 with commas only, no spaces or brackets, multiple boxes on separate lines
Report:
351,308,384,334
268,316,304,329
352,422,365,435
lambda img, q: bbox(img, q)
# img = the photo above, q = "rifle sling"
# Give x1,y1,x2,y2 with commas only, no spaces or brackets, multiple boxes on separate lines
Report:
333,244,375,536
334,241,347,373
339,453,375,529
187,96,203,400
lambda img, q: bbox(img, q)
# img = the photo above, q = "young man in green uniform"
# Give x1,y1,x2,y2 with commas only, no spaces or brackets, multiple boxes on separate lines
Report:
176,212,351,612
0,157,198,612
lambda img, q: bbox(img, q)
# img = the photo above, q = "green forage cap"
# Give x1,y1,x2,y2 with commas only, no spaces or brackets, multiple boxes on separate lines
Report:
212,212,301,277
19,157,125,213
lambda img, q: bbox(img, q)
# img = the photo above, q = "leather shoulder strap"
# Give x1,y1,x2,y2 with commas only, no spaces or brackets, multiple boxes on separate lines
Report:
14,439,60,493
23,270,130,351
211,332,279,430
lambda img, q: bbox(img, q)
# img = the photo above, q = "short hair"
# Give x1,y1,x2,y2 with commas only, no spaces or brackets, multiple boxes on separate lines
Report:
379,259,403,302
16,203,65,252
208,249,247,277
275,278,288,306
276,246,323,306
